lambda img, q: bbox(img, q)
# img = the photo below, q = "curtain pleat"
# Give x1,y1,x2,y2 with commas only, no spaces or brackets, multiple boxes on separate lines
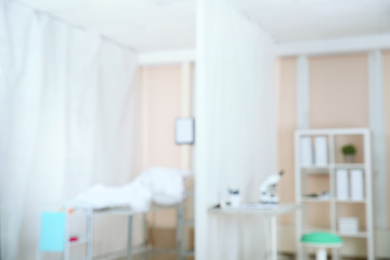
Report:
195,0,277,259
0,1,139,259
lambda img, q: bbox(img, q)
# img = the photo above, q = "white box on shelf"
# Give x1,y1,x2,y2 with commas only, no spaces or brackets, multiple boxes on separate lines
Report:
314,136,328,166
339,217,359,234
300,137,313,167
336,169,349,200
350,169,364,201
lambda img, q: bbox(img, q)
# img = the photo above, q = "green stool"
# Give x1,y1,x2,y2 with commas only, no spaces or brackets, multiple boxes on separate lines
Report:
301,232,343,260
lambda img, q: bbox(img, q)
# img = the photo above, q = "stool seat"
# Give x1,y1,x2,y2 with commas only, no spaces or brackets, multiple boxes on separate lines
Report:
301,232,343,246
301,232,343,260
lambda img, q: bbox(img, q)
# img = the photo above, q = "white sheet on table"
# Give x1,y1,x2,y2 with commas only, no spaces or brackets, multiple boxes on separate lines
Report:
69,167,192,212
70,182,152,212
137,167,191,205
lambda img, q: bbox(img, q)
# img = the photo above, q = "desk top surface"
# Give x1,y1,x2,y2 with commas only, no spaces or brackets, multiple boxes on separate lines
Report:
208,203,302,216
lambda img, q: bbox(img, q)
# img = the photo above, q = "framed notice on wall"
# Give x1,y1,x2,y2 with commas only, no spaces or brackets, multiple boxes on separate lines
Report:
175,117,195,144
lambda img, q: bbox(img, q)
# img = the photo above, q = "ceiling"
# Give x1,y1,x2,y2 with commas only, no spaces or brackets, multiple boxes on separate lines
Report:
15,0,197,52
15,0,390,53
236,0,390,43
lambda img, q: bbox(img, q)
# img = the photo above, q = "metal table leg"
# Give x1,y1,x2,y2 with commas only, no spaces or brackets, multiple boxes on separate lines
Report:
271,216,277,260
86,209,93,260
143,214,147,246
127,215,133,260
64,214,70,260
177,202,184,260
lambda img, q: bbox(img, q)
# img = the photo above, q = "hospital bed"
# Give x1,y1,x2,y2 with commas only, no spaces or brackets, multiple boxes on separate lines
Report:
38,191,194,260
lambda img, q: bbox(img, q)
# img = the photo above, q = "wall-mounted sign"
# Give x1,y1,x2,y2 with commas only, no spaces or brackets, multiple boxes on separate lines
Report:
175,117,195,144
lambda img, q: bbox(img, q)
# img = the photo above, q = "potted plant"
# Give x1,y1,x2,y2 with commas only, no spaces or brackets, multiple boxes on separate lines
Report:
342,144,356,163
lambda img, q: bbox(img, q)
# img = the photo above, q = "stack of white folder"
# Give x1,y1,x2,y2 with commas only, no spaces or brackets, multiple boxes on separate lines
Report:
300,136,328,166
336,169,364,200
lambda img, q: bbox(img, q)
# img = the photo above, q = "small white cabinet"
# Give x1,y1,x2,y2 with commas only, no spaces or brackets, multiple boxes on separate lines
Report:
295,128,374,260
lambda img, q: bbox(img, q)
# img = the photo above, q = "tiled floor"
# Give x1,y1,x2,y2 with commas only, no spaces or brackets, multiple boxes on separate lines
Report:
116,253,370,260
118,255,192,260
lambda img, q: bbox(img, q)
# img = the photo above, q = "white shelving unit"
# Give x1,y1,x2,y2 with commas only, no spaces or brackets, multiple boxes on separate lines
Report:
295,128,374,260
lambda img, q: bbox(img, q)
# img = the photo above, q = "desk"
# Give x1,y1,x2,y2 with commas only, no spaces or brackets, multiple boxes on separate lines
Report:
208,203,301,260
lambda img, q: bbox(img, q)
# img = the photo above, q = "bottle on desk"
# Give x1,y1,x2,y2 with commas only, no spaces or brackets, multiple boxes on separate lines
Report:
228,189,241,207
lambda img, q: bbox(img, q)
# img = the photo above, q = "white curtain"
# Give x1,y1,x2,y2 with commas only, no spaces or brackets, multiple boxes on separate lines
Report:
195,0,277,259
0,1,139,259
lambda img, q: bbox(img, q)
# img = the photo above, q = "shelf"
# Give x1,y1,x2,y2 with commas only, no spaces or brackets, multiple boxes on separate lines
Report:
301,164,366,171
296,128,369,136
302,229,367,238
333,164,365,169
338,231,367,238
302,198,366,204
336,199,366,204
301,167,330,173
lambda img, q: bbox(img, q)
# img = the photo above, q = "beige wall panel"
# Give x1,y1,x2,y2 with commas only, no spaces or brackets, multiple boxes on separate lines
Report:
144,66,182,169
277,57,297,224
309,54,369,129
306,203,331,228
383,50,390,227
140,66,182,230
139,65,194,251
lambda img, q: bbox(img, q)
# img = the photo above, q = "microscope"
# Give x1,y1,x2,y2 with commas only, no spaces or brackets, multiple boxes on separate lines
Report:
259,170,284,204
